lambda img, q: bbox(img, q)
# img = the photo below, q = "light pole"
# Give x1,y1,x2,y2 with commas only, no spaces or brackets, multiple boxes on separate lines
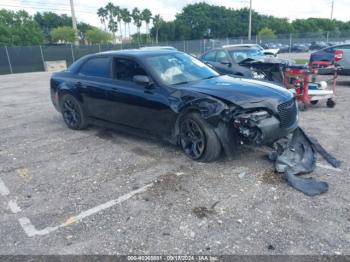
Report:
248,0,252,41
330,0,334,19
70,0,79,45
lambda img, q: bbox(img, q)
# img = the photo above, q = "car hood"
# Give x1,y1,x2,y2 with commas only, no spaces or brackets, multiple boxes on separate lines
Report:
183,75,294,109
264,48,280,55
239,56,295,66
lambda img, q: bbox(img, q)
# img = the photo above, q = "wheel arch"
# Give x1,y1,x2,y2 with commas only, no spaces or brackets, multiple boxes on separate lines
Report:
57,88,84,111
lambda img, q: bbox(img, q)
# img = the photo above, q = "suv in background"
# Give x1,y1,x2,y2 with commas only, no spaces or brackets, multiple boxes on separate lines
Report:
310,44,350,75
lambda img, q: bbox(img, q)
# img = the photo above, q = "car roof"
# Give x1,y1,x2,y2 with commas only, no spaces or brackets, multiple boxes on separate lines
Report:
96,49,179,57
67,49,181,73
139,46,177,51
221,44,261,50
222,44,259,48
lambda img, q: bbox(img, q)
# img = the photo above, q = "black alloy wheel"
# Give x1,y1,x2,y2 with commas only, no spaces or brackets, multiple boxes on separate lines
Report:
60,94,87,130
180,118,206,160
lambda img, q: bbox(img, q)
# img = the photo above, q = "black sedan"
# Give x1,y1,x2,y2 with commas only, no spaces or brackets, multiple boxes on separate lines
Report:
50,50,298,162
200,46,295,83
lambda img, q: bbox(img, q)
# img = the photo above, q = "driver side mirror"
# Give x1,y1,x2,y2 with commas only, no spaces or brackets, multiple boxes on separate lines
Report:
133,75,154,88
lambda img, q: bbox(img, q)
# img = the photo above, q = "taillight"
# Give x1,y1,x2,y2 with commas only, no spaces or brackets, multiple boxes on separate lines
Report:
335,50,343,62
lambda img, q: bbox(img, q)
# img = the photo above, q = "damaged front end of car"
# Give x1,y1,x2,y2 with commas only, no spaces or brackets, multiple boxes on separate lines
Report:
170,76,340,196
213,96,299,157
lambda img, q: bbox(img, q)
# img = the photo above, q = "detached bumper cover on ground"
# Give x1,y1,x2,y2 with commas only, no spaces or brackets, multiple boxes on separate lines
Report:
270,127,341,196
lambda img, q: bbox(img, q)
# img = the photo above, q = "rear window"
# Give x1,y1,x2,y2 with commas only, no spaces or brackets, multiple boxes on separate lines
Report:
79,57,111,78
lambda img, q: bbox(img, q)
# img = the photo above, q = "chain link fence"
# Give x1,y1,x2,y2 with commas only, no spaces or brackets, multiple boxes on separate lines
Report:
1,30,349,75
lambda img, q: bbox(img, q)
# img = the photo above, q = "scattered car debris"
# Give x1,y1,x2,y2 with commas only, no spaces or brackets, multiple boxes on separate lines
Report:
238,172,246,179
192,201,220,219
270,127,341,196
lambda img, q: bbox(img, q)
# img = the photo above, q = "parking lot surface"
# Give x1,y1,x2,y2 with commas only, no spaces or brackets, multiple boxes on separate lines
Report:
0,72,350,255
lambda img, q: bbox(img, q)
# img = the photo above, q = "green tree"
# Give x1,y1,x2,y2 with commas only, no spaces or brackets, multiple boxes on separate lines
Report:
141,9,152,42
130,33,148,45
104,2,118,43
51,26,76,43
121,8,131,39
132,8,142,44
34,12,71,42
97,7,108,31
86,28,112,44
257,27,276,39
77,22,94,42
0,9,44,46
152,14,163,43
34,11,94,43
113,6,123,40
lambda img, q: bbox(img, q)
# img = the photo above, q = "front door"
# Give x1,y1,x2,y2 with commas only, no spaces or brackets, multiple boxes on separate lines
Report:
105,57,176,137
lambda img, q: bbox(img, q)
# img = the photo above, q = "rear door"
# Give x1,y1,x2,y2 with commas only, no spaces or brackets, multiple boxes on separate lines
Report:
76,56,114,120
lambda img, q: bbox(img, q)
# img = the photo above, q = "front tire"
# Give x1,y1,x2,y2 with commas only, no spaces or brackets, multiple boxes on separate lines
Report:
179,112,221,162
60,94,87,130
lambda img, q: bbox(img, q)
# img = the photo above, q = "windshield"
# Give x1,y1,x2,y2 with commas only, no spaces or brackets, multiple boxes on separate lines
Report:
145,52,219,85
229,48,265,63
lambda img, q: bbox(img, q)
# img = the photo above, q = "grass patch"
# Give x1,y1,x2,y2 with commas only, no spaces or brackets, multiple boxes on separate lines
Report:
295,59,309,64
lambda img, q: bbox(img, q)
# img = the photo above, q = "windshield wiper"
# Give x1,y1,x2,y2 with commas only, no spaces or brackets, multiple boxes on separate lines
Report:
203,75,219,80
172,81,189,85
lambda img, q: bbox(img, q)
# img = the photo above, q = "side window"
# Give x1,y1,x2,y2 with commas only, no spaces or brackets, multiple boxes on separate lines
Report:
202,51,216,62
231,51,247,63
216,50,229,63
114,58,147,82
79,57,111,78
340,45,350,50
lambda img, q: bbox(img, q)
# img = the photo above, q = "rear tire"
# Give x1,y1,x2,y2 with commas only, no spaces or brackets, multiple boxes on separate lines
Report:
326,98,336,108
179,112,222,162
60,94,88,130
310,100,318,105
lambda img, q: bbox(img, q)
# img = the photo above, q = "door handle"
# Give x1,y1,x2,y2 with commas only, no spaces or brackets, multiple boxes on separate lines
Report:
111,87,119,91
75,81,83,88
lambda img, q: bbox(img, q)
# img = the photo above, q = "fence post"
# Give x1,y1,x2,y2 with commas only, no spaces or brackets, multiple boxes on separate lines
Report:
39,45,45,71
183,40,186,52
98,44,101,52
5,46,13,74
71,44,75,62
203,39,206,52
289,33,292,55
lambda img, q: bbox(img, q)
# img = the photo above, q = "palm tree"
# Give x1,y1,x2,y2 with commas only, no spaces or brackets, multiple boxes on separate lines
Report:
153,14,162,44
112,5,123,40
141,9,152,43
121,8,131,39
105,2,118,43
97,7,108,31
132,7,142,45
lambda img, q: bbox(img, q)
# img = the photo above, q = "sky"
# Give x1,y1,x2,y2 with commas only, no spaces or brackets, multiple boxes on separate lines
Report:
1,0,349,34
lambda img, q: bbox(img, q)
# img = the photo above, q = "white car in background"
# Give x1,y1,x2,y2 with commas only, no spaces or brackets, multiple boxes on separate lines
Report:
222,44,280,57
